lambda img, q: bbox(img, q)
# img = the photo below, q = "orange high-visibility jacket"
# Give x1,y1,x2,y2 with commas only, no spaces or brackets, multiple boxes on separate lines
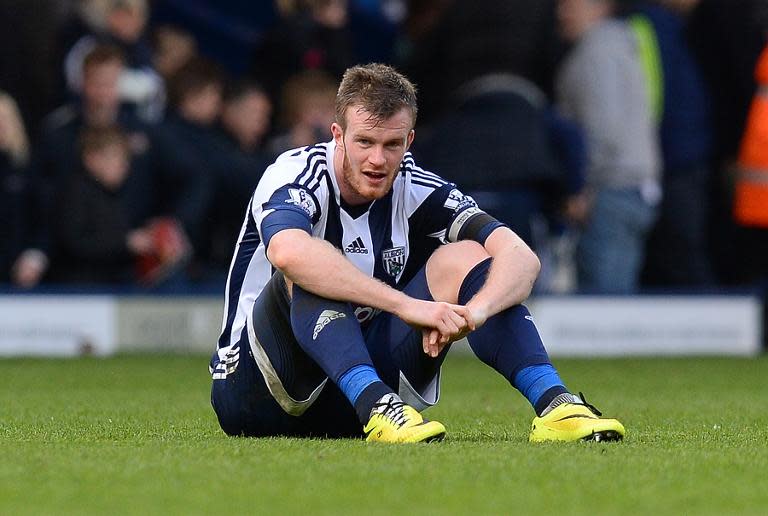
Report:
734,44,768,227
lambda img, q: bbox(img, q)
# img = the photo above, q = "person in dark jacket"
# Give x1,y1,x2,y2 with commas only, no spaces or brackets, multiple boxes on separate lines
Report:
630,0,716,286
19,44,207,287
51,126,154,284
155,57,224,276
250,0,357,117
413,75,570,251
399,0,559,124
205,81,274,275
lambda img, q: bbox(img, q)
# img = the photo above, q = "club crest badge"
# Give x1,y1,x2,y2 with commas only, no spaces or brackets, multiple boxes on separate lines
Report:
382,246,406,277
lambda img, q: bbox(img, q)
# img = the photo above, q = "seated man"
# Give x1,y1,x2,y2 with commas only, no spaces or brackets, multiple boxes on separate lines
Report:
210,63,626,443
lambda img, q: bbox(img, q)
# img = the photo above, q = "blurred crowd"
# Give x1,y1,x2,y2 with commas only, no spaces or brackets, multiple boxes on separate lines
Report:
1,0,767,294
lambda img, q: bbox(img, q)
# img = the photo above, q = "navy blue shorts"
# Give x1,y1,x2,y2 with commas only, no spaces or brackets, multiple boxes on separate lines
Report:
210,266,449,437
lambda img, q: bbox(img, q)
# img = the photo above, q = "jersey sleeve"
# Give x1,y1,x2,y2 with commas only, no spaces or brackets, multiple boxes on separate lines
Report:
250,150,327,249
257,183,322,248
413,183,506,246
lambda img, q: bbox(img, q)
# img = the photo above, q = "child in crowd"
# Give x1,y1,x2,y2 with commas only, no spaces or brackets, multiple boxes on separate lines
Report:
52,126,186,285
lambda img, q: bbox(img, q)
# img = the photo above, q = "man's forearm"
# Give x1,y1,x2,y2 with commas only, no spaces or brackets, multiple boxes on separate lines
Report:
466,228,540,320
267,229,410,315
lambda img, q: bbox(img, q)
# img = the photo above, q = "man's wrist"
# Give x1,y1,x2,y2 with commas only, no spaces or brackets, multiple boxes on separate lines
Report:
466,298,491,324
384,289,412,319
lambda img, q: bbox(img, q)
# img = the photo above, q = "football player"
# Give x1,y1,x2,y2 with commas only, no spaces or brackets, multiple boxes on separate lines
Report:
210,63,625,443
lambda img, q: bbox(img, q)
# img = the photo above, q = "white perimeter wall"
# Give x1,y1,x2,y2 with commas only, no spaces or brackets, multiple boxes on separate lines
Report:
0,294,762,357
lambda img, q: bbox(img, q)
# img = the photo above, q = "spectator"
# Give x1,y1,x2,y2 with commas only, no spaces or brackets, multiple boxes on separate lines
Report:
17,45,139,288
151,25,198,83
267,70,338,156
688,0,767,164
399,0,559,125
555,0,661,294
63,0,164,121
156,57,228,279
687,0,768,284
18,44,207,288
729,41,768,286
216,80,272,202
414,74,570,254
220,81,273,155
0,93,30,285
201,81,274,278
150,0,278,76
629,0,715,287
250,0,357,112
49,126,155,284
163,57,224,131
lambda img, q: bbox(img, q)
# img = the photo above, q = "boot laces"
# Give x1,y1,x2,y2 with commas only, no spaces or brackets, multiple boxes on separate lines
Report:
576,391,602,417
371,395,409,427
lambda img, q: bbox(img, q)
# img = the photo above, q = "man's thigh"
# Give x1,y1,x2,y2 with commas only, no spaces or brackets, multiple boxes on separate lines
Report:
211,339,361,438
211,273,361,437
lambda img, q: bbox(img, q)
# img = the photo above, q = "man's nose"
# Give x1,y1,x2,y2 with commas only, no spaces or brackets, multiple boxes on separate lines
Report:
368,145,386,166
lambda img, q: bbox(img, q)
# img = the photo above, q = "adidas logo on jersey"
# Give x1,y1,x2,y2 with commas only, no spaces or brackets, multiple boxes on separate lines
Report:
344,237,369,254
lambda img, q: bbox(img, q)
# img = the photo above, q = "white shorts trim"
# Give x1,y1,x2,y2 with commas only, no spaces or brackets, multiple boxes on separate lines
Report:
246,307,327,416
398,369,441,412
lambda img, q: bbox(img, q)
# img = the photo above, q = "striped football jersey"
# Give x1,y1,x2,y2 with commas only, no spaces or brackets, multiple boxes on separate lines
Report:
211,141,493,378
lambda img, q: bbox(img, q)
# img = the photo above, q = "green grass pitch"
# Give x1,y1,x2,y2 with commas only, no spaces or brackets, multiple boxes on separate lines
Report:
2,353,767,515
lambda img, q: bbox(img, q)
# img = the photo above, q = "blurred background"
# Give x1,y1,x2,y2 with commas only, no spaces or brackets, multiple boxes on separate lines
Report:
1,0,767,357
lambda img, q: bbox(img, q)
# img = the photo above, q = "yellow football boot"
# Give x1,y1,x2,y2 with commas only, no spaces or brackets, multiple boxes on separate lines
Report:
364,394,446,443
529,392,625,443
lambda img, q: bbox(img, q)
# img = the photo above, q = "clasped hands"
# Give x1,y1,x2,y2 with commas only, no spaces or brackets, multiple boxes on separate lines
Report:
400,299,488,359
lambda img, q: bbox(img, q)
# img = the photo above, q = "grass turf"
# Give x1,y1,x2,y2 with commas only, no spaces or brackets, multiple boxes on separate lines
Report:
1,354,767,515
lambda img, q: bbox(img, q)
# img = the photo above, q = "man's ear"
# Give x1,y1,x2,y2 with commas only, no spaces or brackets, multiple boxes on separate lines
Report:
405,129,415,151
331,122,343,145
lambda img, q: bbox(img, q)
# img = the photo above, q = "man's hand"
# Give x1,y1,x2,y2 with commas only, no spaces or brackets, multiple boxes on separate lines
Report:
393,298,475,358
420,301,491,358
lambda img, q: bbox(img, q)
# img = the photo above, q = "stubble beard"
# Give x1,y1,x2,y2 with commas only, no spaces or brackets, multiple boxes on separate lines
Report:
339,140,396,204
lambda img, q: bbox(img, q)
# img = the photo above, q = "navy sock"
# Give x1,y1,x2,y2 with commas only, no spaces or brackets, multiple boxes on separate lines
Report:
459,259,567,410
290,284,393,423
290,284,375,381
533,386,570,416
353,382,392,423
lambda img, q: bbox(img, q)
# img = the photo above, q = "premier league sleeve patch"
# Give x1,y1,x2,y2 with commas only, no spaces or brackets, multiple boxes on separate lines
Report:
284,187,318,218
443,188,478,212
258,184,322,241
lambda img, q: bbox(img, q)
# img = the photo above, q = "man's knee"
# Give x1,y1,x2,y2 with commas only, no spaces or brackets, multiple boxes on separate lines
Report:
426,241,490,302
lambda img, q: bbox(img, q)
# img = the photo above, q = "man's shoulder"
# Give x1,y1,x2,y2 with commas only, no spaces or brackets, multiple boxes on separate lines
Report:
256,143,332,196
398,152,451,190
271,143,330,173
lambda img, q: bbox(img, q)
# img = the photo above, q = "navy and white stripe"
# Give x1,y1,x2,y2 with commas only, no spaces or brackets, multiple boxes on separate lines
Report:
211,142,490,377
